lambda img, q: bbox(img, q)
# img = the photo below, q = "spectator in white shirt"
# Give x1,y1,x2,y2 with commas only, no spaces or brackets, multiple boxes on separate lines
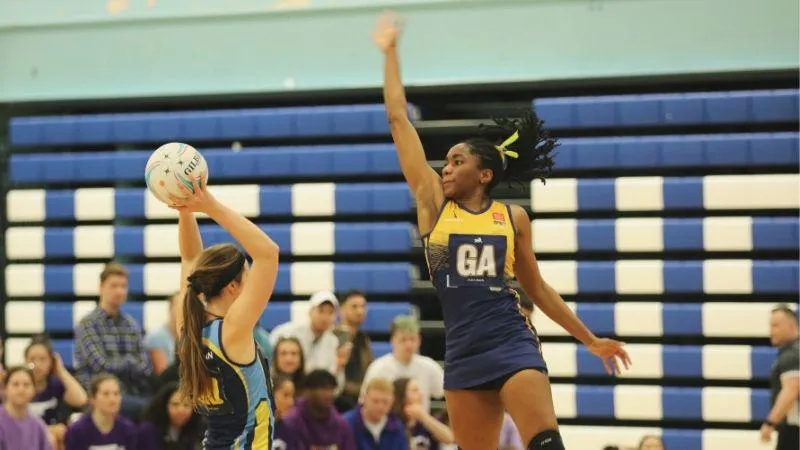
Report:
270,291,352,385
360,316,443,412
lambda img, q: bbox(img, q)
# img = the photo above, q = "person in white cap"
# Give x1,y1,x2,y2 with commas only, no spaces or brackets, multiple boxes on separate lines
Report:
270,291,352,387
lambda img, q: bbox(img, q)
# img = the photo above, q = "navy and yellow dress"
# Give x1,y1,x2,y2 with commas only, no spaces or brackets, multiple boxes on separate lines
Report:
198,319,274,449
423,200,547,390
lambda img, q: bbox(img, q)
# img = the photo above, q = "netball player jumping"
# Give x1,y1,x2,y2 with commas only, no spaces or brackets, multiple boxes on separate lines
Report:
171,179,279,449
372,12,631,450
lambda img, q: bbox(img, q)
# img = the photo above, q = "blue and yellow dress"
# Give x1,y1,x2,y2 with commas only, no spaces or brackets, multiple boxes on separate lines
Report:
423,200,547,389
198,319,274,449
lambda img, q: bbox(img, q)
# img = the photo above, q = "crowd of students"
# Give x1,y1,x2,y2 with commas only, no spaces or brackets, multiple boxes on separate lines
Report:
0,261,525,449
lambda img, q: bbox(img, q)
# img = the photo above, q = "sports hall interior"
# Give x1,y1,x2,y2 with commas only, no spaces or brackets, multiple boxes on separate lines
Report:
0,1,797,449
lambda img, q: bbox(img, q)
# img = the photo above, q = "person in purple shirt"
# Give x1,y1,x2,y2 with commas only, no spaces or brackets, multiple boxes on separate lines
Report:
272,374,298,450
392,378,455,450
26,334,89,450
498,412,523,450
343,378,406,450
0,366,51,450
283,370,356,450
64,374,137,450
137,382,203,450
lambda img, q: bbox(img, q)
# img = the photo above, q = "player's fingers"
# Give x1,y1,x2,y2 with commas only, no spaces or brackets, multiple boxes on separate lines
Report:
191,177,202,194
609,357,620,375
601,358,612,375
167,194,188,207
621,349,632,369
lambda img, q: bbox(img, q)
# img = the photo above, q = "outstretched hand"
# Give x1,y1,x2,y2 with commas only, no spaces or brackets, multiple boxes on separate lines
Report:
588,338,632,376
372,10,404,53
168,177,217,214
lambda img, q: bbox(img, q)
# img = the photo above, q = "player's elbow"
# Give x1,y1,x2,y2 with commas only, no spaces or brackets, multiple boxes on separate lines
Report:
252,239,280,261
386,106,409,125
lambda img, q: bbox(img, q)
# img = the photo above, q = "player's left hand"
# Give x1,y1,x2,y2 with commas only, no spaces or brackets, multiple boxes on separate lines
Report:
588,338,631,375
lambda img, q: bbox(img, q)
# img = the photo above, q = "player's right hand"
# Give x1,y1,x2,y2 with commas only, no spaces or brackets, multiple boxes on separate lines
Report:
373,10,404,53
169,177,217,214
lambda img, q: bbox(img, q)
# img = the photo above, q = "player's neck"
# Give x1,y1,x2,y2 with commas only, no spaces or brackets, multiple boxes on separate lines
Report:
91,410,116,434
456,192,490,213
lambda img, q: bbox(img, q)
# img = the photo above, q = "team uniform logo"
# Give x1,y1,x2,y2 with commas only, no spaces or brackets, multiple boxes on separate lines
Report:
446,234,506,288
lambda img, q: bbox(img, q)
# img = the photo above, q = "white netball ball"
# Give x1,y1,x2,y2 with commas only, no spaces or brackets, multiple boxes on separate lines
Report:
145,142,209,205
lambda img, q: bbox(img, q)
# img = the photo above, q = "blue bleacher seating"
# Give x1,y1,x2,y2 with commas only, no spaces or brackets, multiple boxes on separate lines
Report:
532,217,799,253
9,144,403,184
5,262,415,296
6,183,414,222
534,89,799,128
552,133,799,169
8,104,420,147
6,222,414,260
530,174,798,213
556,384,769,423
534,302,777,338
541,342,776,381
5,84,797,450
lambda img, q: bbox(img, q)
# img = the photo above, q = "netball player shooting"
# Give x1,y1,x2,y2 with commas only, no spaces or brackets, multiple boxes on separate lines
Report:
372,12,632,450
171,178,279,449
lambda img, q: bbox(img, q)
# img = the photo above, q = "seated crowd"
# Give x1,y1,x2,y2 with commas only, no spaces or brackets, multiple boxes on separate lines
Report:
0,262,525,449
0,261,667,449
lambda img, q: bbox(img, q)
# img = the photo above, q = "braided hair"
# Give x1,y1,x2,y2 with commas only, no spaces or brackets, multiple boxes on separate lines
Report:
463,109,558,194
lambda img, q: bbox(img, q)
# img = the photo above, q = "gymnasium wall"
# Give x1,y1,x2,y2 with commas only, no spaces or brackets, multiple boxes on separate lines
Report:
0,0,798,102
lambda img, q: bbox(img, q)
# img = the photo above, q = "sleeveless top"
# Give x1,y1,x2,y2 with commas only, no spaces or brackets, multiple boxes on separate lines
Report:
423,200,544,386
198,319,273,449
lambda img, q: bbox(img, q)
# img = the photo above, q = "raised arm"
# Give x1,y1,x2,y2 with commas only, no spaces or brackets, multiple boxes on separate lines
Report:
374,12,444,233
205,199,280,336
175,209,204,335
509,204,631,375
170,179,280,354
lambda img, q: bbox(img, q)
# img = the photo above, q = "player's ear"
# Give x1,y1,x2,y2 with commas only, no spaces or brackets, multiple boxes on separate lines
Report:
478,167,493,186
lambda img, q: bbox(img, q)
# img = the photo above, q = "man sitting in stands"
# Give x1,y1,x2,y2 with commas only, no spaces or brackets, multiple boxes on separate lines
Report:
74,262,152,420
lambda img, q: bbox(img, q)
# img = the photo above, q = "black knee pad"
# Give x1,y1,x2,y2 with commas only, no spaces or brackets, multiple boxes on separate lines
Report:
527,429,565,450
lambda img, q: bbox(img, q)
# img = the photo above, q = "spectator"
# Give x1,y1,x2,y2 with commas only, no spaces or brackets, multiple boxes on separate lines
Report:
270,291,350,384
361,316,444,412
144,292,180,376
73,262,152,420
336,290,375,410
272,374,298,450
392,377,455,448
637,435,664,450
26,335,88,450
761,304,799,449
271,337,306,396
137,382,203,450
64,374,138,450
283,369,356,450
0,366,51,450
499,412,523,450
344,378,406,450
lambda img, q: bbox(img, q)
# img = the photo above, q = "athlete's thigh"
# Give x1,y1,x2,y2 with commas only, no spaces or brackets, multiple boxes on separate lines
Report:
444,389,505,450
499,369,559,445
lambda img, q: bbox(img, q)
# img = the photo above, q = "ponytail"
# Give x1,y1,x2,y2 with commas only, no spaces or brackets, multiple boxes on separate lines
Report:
178,284,212,408
176,243,247,408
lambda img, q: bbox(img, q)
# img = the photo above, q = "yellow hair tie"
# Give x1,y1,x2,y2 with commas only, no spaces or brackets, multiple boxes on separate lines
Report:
495,130,520,167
